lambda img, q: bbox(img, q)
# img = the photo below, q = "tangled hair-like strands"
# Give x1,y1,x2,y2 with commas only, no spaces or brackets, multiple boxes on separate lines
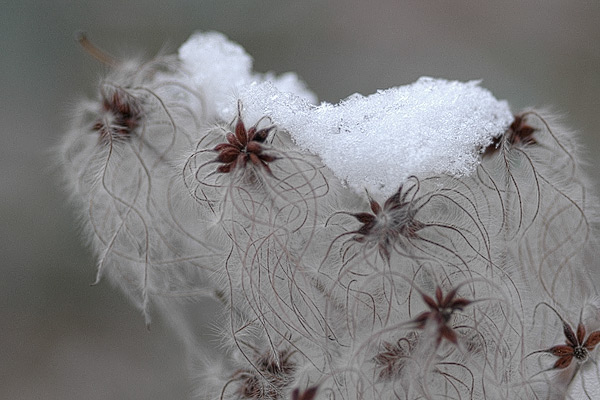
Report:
60,55,222,326
524,302,600,390
313,176,503,337
93,85,143,143
61,41,600,400
222,347,297,400
183,106,347,366
476,111,594,306
183,108,330,233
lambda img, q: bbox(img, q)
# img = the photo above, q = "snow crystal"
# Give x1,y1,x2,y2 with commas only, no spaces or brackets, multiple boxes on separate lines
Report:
178,31,317,118
239,77,513,196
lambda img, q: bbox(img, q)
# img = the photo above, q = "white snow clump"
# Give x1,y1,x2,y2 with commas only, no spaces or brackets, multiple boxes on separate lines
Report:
178,31,513,197
240,78,513,196
178,31,318,118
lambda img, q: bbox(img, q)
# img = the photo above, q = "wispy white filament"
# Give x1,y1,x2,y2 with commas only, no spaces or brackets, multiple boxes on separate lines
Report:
59,31,600,400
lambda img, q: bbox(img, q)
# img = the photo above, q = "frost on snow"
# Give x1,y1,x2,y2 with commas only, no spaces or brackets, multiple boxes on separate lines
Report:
240,79,513,196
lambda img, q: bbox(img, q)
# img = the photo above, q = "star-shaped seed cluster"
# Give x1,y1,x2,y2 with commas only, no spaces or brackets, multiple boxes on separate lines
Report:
214,107,276,174
412,286,471,345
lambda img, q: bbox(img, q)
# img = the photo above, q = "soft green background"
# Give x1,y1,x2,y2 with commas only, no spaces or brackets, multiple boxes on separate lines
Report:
2,1,599,398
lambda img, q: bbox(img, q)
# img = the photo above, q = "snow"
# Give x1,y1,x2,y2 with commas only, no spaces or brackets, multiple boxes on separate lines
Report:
178,32,513,197
178,31,317,118
240,78,513,196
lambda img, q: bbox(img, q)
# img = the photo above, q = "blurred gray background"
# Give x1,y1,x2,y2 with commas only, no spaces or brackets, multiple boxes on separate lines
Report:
1,1,599,398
